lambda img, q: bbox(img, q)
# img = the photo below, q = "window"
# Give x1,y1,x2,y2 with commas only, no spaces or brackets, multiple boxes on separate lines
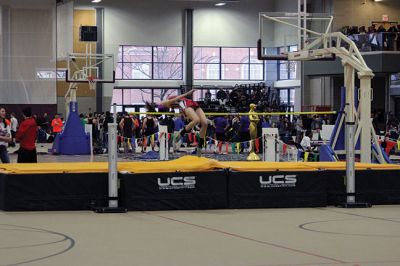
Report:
193,47,220,80
279,88,295,106
116,46,183,80
278,45,298,80
111,88,180,106
193,47,264,81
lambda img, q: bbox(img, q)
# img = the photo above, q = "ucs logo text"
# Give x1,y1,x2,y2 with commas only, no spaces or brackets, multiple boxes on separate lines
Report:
259,175,297,188
157,176,196,190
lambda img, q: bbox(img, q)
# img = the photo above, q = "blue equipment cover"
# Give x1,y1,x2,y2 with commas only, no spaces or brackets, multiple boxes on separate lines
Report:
52,102,90,155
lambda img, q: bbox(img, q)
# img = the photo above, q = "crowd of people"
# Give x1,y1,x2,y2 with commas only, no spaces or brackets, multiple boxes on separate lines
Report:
2,100,400,163
82,111,336,155
341,23,400,51
202,84,290,113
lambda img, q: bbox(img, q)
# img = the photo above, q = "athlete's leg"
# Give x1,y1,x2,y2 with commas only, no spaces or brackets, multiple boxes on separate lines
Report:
183,107,200,131
195,108,208,138
195,108,208,150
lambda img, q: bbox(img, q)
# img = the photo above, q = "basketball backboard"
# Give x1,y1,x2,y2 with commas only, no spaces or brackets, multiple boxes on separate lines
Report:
66,53,115,83
258,12,333,61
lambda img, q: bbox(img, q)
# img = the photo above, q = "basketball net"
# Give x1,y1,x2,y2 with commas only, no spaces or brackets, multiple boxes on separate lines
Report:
88,76,97,91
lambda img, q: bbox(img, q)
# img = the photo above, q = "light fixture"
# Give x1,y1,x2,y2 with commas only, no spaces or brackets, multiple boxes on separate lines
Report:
215,2,227,7
374,0,383,2
91,0,102,3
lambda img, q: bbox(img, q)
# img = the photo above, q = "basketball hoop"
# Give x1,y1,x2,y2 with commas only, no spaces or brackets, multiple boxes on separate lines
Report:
88,76,97,91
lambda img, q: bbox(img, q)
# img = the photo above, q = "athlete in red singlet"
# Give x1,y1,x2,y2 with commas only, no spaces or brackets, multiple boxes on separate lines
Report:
145,89,208,155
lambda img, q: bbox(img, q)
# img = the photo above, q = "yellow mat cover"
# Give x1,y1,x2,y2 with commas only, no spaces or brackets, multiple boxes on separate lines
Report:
0,156,400,174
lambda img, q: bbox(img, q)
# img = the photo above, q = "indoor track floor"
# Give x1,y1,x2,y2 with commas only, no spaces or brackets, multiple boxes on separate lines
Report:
1,206,400,266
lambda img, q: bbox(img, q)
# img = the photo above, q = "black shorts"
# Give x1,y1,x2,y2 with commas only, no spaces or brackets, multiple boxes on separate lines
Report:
17,147,37,163
216,132,225,142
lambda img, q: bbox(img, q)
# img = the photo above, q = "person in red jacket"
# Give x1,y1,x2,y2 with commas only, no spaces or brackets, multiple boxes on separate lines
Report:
51,114,63,135
16,107,38,163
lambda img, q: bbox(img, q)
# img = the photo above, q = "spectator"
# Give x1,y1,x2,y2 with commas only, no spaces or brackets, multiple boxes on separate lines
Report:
0,107,12,163
102,111,114,151
159,115,175,152
10,112,18,147
42,112,50,133
300,130,313,152
214,115,229,154
16,107,38,163
141,114,158,152
239,115,250,152
119,112,136,153
51,114,63,136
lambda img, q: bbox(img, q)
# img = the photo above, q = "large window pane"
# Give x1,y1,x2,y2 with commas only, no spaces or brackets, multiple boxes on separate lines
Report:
280,89,288,104
250,64,264,80
222,63,247,80
194,63,220,80
117,45,183,80
250,48,263,63
123,89,152,105
221,48,249,63
153,63,182,79
193,47,220,63
122,63,151,79
289,89,295,106
116,63,123,79
153,47,182,63
122,46,152,62
153,88,179,102
111,89,123,105
279,62,288,80
289,61,297,80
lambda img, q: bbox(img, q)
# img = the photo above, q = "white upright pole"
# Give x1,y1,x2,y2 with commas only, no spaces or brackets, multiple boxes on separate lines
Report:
94,103,126,212
358,73,373,163
108,103,118,208
263,128,278,162
159,125,168,161
108,123,118,208
344,63,356,204
303,0,307,49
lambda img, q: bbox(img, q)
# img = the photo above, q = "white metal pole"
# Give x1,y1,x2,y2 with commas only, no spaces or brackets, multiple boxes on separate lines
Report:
346,122,356,204
113,103,117,123
358,73,373,163
108,103,118,208
344,63,356,204
303,0,307,48
108,123,118,208
159,125,168,161
298,0,302,49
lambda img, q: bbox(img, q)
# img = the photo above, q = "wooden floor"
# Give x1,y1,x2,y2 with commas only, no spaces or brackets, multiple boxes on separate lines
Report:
1,206,400,266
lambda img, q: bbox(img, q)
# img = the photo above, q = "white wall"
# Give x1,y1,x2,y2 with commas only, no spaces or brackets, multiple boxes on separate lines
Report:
74,0,275,96
0,1,56,105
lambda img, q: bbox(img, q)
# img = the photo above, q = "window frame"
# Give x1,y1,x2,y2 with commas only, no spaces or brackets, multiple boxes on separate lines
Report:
277,45,298,81
117,45,183,80
194,46,265,81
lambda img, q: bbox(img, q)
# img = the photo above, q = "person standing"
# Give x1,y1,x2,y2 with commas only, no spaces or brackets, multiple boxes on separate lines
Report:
0,107,12,163
16,107,38,163
213,115,228,154
119,112,136,153
10,112,18,147
51,114,63,136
